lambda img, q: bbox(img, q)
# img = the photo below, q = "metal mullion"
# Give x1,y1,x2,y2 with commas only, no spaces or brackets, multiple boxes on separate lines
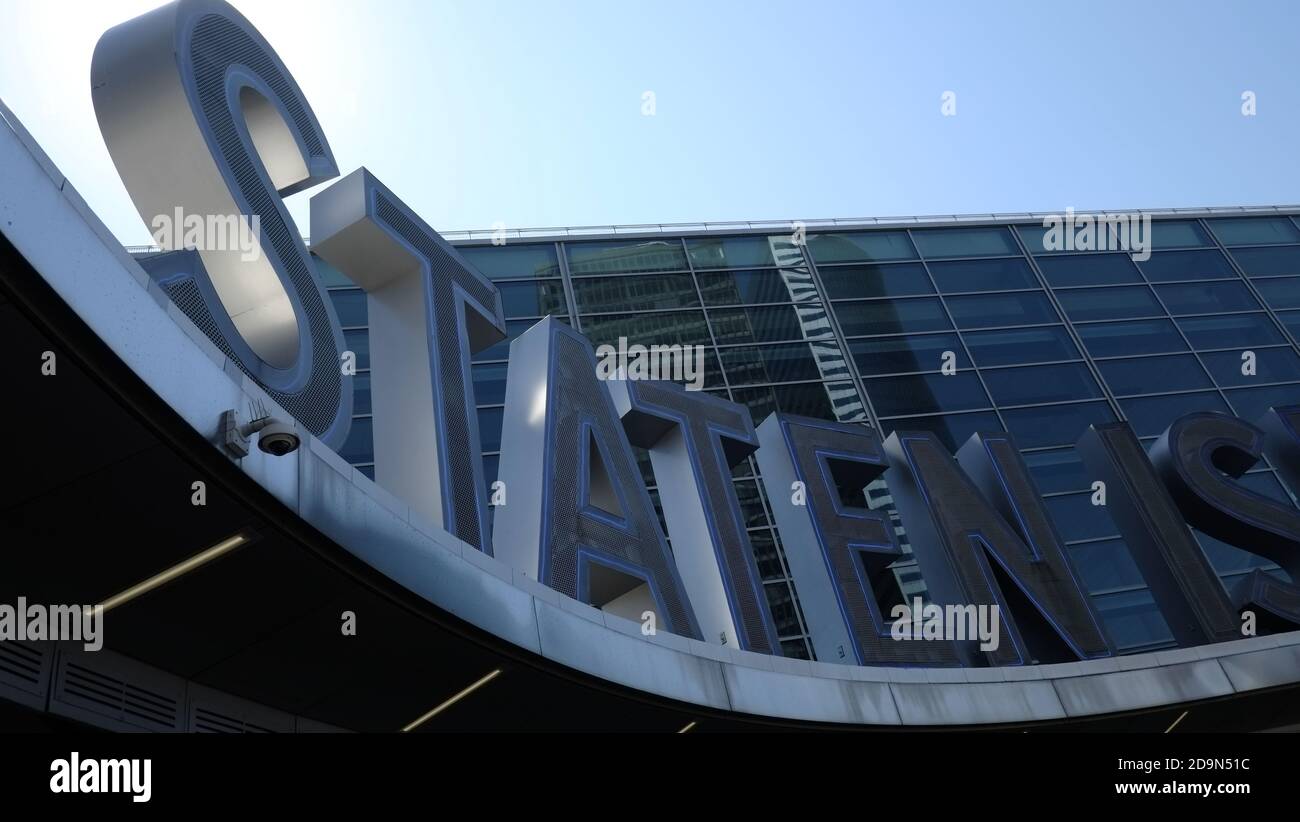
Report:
841,318,1065,340
554,240,583,333
1113,380,1300,401
877,407,997,421
1089,343,1291,361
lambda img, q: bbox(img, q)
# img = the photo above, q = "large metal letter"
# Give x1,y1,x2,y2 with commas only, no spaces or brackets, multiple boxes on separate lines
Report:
609,379,779,653
1151,411,1300,629
92,0,352,446
492,318,702,640
1078,422,1240,645
311,169,505,552
884,431,1113,666
756,413,957,666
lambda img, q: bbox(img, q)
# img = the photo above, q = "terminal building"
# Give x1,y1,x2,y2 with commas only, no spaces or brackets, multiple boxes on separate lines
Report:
3,0,1300,732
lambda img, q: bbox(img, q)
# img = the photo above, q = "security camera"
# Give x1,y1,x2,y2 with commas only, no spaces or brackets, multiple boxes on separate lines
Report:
220,402,301,458
255,418,300,456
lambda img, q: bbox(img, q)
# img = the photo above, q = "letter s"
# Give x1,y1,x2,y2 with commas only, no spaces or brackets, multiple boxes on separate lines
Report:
91,0,352,447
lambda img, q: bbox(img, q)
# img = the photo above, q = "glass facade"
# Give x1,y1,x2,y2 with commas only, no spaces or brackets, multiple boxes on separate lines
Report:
322,213,1300,660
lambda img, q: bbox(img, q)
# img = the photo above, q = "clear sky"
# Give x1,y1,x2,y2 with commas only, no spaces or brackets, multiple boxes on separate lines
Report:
2,0,1299,246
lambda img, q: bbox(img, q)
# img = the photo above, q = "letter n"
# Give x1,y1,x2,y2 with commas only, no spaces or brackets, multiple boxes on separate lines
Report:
884,430,1113,665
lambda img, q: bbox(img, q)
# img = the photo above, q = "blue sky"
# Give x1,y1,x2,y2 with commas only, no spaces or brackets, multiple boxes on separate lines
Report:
2,0,1299,246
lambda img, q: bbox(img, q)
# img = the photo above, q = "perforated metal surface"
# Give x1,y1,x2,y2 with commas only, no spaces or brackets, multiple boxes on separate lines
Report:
176,14,346,439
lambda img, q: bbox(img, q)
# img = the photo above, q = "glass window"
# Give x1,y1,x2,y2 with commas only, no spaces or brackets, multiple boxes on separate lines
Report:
1055,285,1162,321
833,298,951,335
720,343,835,385
1154,281,1260,315
482,455,499,493
964,325,1079,366
1278,311,1300,340
1177,313,1285,348
818,263,933,299
686,236,779,269
981,363,1102,405
1207,216,1300,246
1046,492,1119,542
732,383,836,422
697,269,811,305
1147,219,1212,249
945,292,1058,328
477,407,505,452
749,529,785,580
1120,392,1231,438
1076,318,1187,357
497,280,567,317
1237,471,1294,505
578,311,713,348
1024,448,1090,494
865,372,990,416
1097,355,1211,396
471,362,508,406
733,481,771,529
357,465,376,480
912,226,1019,258
314,256,356,288
1197,530,1275,575
1252,277,1300,309
780,638,812,659
340,416,374,464
457,243,561,279
1136,249,1236,282
710,304,832,344
927,257,1039,292
849,333,968,375
570,274,697,313
473,317,565,362
1017,223,1064,255
878,411,1002,453
765,583,805,636
1026,219,1207,253
1093,588,1174,650
565,239,688,274
1229,245,1300,277
1201,347,1300,386
1001,401,1115,449
585,308,717,345
807,230,916,263
343,329,370,369
1071,539,1145,593
1225,384,1300,422
329,288,367,327
1036,254,1142,287
352,372,371,415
